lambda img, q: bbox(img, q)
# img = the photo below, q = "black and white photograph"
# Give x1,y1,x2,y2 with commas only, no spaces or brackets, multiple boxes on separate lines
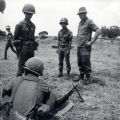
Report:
0,0,120,119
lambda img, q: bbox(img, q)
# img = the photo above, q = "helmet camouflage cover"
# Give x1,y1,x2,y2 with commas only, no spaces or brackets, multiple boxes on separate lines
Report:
24,57,44,76
22,3,35,14
59,18,68,25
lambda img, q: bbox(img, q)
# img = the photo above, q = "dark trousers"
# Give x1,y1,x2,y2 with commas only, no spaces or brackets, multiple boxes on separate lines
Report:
77,47,91,75
59,50,71,73
17,46,34,77
4,42,16,59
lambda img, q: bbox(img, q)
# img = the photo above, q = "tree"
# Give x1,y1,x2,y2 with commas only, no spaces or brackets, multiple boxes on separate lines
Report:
107,26,120,42
100,26,108,40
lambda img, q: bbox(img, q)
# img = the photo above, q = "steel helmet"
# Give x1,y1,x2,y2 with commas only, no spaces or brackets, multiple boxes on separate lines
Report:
77,7,87,15
6,25,10,29
59,18,68,25
0,0,6,14
24,57,44,76
22,3,35,14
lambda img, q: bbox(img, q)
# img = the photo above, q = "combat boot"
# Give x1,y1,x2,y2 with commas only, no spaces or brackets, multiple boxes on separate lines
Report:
85,74,92,84
58,71,63,77
81,74,91,85
74,73,84,82
67,70,70,77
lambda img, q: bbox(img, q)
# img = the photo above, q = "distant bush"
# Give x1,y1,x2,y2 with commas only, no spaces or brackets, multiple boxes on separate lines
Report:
0,30,6,36
100,26,120,42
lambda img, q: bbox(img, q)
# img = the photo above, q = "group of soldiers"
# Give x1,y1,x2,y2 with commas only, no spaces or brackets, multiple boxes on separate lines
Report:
1,2,101,120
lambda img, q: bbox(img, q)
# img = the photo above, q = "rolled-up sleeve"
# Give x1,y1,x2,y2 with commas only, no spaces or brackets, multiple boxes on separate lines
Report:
89,20,99,32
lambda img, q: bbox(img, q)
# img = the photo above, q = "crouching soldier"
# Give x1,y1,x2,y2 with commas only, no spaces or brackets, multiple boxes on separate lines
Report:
1,57,83,120
57,18,73,77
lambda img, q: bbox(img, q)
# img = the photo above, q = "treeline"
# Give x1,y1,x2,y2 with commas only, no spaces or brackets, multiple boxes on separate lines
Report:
100,26,120,41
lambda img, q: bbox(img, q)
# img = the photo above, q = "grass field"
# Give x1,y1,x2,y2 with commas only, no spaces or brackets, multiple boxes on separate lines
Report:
0,38,120,120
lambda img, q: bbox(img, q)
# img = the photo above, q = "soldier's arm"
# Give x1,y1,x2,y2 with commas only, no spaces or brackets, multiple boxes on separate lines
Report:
57,32,60,49
69,31,73,48
32,24,36,42
91,29,101,45
14,24,21,40
89,20,101,45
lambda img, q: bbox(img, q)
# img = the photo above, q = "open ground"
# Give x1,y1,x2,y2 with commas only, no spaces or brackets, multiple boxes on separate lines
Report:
0,38,120,120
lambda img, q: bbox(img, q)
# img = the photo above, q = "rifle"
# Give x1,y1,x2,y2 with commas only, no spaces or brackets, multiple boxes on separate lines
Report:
25,85,84,120
55,84,84,108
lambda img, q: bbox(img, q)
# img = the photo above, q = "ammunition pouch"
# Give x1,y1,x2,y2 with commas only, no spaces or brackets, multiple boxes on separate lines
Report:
23,41,38,50
13,40,22,51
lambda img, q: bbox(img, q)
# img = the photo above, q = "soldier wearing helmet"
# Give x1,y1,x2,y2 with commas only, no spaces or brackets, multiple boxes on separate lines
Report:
14,3,38,77
2,57,78,119
4,25,16,59
0,0,6,14
74,7,101,84
57,18,73,77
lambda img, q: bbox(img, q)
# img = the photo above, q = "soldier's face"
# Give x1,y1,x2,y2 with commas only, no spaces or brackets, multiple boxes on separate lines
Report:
6,28,10,31
60,23,67,28
78,13,87,20
24,12,33,20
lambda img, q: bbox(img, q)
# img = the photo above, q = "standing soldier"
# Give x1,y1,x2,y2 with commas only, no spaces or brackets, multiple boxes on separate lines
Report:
4,25,16,59
75,7,100,84
14,3,38,77
57,18,73,77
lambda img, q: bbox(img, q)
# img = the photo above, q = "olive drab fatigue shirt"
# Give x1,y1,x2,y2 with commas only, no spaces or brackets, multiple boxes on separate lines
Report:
3,75,50,116
14,19,36,44
77,17,99,47
58,28,73,51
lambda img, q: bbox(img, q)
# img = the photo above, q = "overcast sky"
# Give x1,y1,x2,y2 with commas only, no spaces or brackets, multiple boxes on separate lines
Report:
0,0,120,36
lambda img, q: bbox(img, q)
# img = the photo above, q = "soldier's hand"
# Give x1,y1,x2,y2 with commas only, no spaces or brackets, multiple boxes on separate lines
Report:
66,49,70,55
56,49,59,54
85,41,92,46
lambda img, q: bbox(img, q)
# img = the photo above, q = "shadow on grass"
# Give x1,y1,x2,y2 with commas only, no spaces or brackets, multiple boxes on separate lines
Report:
91,76,106,86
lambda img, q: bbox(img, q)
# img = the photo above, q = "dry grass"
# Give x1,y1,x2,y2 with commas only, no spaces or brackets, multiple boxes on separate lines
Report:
0,38,120,120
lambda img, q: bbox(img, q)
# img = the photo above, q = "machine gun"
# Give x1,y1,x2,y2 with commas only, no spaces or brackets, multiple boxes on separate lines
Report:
26,84,84,120
0,84,84,120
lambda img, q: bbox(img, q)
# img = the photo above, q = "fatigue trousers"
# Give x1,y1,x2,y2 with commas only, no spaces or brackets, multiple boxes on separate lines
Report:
4,42,16,59
17,45,34,77
77,47,91,76
58,50,71,73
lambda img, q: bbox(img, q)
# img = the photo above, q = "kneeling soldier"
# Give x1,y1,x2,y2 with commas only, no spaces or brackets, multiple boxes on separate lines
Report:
2,57,83,119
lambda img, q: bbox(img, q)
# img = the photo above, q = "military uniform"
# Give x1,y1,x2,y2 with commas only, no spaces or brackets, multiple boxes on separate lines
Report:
2,75,52,115
4,31,16,59
77,17,99,77
58,28,73,75
2,57,80,119
14,19,36,76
